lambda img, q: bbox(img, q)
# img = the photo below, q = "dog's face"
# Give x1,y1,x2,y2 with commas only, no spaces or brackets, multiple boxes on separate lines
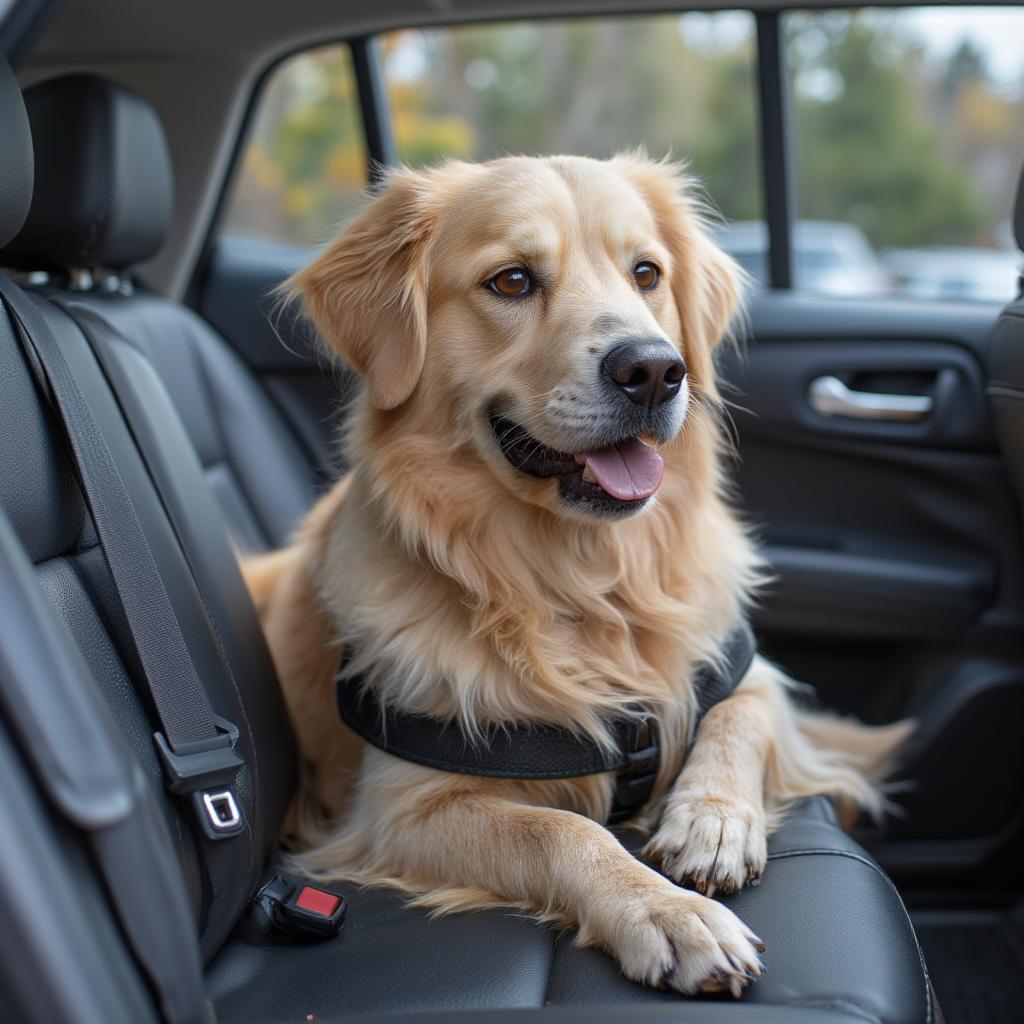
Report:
292,155,742,522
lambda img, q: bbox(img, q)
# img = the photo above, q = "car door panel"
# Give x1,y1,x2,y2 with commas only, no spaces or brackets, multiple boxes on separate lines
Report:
720,293,1024,875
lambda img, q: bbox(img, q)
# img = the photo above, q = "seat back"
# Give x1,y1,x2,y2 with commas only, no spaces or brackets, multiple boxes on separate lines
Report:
0,60,173,1019
0,67,297,962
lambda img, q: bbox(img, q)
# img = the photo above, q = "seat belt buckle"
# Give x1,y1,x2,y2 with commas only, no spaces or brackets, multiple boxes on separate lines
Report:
254,874,347,941
153,714,246,840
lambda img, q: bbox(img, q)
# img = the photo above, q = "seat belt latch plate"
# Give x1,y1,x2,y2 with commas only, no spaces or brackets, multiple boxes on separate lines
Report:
153,714,246,839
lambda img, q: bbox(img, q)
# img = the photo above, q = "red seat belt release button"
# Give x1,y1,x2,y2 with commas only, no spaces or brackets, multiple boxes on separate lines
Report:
255,874,347,940
294,885,342,918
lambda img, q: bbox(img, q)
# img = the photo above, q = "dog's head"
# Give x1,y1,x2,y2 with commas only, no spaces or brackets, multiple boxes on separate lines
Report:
290,154,743,522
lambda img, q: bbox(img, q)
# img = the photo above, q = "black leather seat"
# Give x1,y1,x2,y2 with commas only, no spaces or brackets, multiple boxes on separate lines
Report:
0,65,939,1023
207,798,936,1024
0,66,295,966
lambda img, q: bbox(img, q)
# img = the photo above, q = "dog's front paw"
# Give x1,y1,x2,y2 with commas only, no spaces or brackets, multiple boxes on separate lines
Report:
644,796,767,897
610,888,764,997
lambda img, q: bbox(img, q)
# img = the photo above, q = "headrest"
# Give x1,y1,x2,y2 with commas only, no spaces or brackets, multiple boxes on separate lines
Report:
6,73,173,270
0,59,34,252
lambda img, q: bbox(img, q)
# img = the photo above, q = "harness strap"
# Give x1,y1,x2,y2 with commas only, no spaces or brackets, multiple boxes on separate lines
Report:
337,619,756,823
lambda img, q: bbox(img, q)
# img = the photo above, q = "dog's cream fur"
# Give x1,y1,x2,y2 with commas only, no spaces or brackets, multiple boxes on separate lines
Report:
247,154,910,997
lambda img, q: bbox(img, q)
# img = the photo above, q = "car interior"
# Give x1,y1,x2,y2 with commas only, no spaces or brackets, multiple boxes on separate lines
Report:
1,1,1023,1022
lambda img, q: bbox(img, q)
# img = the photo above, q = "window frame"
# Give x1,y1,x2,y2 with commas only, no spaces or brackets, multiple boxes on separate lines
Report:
212,9,799,287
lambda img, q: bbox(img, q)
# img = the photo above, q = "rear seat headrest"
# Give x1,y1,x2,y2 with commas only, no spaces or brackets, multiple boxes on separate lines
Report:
5,73,173,271
0,59,34,252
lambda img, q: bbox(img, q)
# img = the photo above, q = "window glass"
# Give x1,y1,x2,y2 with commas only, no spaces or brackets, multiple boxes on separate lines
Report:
221,45,366,247
380,13,761,224
787,7,1024,302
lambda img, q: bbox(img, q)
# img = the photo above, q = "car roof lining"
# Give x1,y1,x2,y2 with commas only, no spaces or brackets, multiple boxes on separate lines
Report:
20,0,975,298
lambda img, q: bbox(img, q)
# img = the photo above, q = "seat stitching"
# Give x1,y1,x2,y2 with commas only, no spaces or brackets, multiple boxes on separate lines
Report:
541,931,560,1007
32,537,102,568
767,848,933,1024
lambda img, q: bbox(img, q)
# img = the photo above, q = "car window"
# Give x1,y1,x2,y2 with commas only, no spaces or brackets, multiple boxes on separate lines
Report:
379,13,761,225
220,44,366,247
784,6,1024,302
219,8,1024,306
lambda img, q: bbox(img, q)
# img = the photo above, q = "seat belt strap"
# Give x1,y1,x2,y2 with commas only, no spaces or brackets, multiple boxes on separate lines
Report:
0,277,244,841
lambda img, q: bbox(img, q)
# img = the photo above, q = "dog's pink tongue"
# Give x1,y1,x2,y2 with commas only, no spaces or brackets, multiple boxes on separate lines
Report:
575,438,664,501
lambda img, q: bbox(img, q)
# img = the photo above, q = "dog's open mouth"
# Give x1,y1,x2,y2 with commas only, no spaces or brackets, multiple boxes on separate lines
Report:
489,413,664,512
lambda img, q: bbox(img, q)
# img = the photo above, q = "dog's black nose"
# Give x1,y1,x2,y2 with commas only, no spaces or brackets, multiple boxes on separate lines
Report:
602,341,686,409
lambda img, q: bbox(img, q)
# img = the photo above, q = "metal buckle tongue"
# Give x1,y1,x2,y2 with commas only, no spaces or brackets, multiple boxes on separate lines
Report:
153,715,245,840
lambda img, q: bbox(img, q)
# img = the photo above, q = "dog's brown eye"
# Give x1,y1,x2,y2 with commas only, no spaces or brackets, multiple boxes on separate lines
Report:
488,268,533,298
633,262,659,291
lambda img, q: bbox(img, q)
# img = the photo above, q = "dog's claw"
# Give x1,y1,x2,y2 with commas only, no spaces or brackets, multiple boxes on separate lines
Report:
699,970,726,994
615,888,763,997
726,951,761,982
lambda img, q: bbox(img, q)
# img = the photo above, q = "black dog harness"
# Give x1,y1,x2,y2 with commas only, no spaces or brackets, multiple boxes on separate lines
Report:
337,619,756,823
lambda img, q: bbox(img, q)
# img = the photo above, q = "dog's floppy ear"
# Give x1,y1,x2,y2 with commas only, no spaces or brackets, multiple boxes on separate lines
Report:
286,167,438,410
612,155,745,400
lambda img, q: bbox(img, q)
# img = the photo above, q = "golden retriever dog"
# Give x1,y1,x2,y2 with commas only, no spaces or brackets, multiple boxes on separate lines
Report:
246,153,910,998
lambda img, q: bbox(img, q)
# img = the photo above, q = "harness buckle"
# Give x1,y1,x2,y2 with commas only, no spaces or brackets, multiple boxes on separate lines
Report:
153,714,245,839
609,711,660,824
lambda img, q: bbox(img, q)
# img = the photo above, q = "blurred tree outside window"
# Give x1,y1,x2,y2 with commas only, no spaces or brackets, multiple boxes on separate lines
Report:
219,15,760,248
382,13,762,224
220,45,366,247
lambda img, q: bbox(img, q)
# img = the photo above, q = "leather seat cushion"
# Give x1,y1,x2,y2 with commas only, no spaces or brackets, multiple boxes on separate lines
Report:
206,798,935,1024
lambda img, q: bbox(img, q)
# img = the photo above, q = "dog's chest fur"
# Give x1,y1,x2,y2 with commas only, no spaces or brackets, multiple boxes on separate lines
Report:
314,456,758,756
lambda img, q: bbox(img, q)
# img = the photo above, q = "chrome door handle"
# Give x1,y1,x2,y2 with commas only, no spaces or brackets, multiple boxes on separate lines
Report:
808,375,933,422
